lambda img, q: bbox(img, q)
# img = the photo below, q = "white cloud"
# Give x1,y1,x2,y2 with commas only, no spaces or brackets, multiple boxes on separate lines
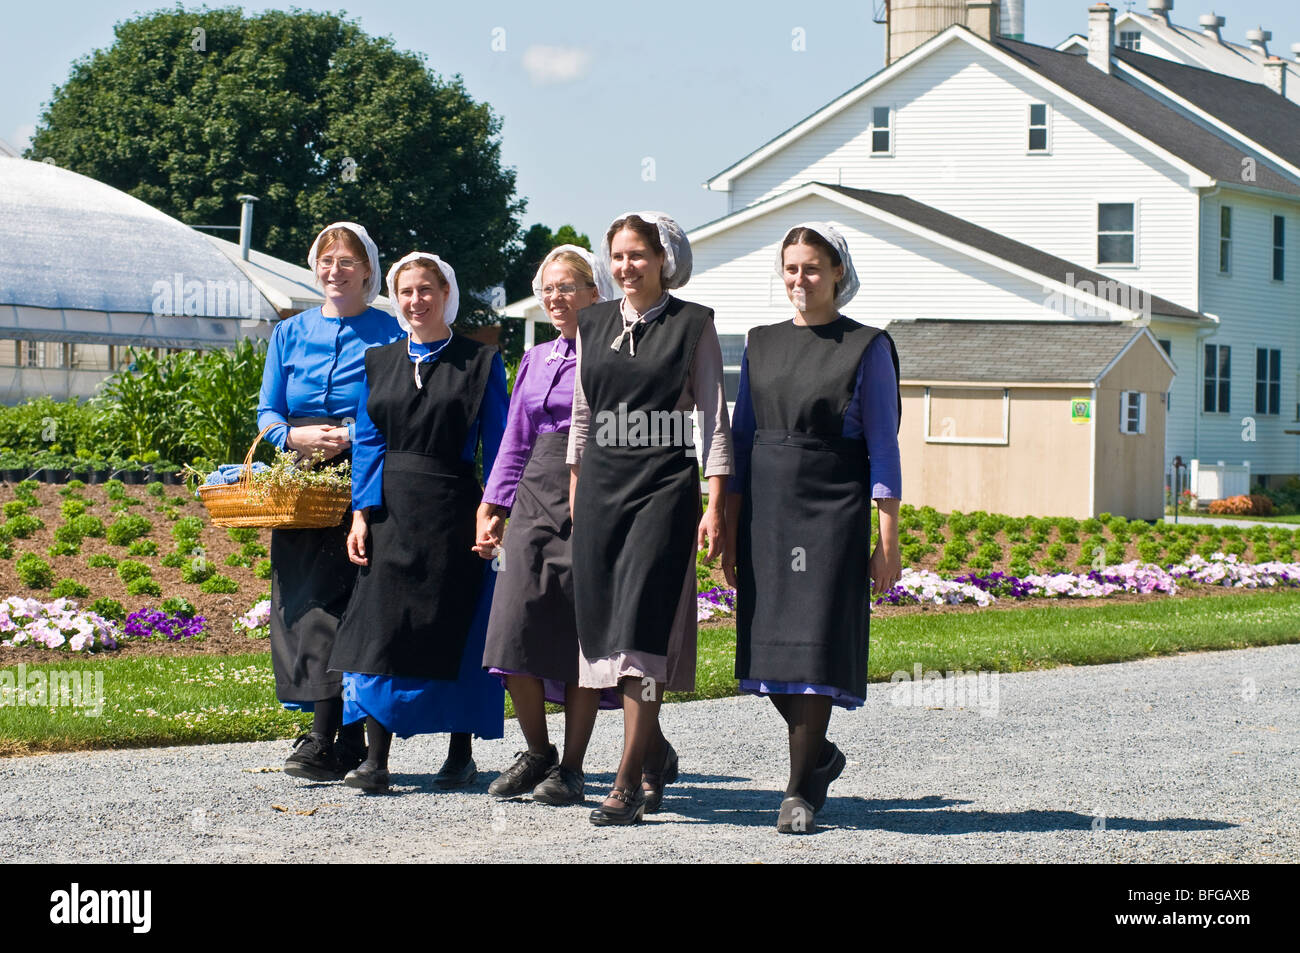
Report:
521,45,592,85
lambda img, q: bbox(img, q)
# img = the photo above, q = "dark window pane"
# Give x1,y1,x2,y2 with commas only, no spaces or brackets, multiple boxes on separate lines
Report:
1029,104,1047,125
1098,234,1134,263
872,130,890,153
1274,215,1285,245
1158,338,1171,356
717,334,746,366
1099,203,1134,231
1220,206,1231,237
1258,348,1268,377
1029,128,1047,151
1219,383,1230,414
873,107,890,128
1271,383,1280,415
1219,345,1231,378
1275,248,1285,281
1257,381,1267,413
1271,349,1281,379
1220,240,1230,272
1204,383,1215,412
724,371,740,403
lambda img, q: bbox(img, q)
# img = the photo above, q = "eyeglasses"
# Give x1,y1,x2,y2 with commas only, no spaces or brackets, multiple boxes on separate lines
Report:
317,256,362,271
541,283,581,297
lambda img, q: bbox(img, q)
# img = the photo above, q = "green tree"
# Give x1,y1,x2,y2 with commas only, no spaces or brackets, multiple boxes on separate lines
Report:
28,6,523,328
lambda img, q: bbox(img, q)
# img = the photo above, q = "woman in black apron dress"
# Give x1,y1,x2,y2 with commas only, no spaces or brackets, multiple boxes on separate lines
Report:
567,212,734,825
723,223,901,834
329,253,507,792
477,246,621,805
255,222,404,781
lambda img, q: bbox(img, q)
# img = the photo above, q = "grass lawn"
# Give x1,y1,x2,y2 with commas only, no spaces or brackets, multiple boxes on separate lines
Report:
7,589,1300,756
1173,512,1300,524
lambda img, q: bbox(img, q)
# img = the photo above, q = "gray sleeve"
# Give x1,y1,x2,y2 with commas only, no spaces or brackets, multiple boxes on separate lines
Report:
689,318,734,478
566,329,589,466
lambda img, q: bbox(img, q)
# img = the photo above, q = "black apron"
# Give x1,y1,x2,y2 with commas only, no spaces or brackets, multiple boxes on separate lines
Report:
330,336,495,680
735,318,901,698
481,432,579,682
572,296,709,660
269,415,355,703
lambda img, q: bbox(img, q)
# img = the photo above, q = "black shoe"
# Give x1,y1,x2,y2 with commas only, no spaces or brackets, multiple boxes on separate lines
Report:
344,761,390,793
334,734,368,776
488,745,558,798
589,786,646,826
532,764,585,806
777,795,816,834
641,741,678,814
283,732,343,782
433,754,478,789
801,742,846,812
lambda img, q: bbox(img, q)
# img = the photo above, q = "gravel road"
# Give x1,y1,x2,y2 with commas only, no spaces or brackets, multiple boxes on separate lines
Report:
2,644,1295,863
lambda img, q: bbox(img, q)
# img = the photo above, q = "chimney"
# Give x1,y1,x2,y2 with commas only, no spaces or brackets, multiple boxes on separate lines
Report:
1199,13,1225,43
237,194,258,261
1264,57,1287,97
1245,27,1271,56
1147,0,1173,22
1088,4,1116,74
965,1,999,42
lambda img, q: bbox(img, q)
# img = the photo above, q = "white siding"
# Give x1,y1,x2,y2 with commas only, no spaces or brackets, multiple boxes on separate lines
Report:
727,39,1202,308
1194,191,1300,477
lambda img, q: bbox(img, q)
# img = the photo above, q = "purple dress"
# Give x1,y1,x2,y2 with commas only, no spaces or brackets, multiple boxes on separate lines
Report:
481,337,620,709
729,331,901,709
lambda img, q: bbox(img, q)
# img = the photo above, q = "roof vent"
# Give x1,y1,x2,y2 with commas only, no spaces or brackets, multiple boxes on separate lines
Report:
1245,27,1271,55
1198,13,1225,42
1292,41,1300,63
1146,0,1172,21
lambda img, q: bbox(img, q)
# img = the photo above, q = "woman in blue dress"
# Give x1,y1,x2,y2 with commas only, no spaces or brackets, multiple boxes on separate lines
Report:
329,252,507,793
724,223,901,834
256,222,404,781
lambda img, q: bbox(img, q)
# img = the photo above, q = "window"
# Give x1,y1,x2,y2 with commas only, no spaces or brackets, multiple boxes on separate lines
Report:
1118,31,1142,51
70,343,112,371
870,106,892,155
1098,203,1135,264
1273,215,1285,281
717,334,746,403
1120,391,1146,434
1219,206,1232,274
1204,343,1230,413
1028,103,1049,152
1158,338,1172,411
1256,348,1281,415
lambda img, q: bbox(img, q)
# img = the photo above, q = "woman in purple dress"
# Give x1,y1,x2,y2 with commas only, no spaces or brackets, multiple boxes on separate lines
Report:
724,223,901,834
477,246,619,805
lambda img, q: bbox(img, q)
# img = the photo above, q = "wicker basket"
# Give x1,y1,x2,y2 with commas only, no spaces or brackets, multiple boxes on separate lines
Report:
197,425,351,529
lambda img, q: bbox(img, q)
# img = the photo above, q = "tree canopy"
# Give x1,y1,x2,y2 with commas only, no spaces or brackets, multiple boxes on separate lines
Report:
28,6,524,327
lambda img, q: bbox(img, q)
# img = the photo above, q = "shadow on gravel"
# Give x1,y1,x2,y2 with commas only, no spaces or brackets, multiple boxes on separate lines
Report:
836,802,1238,835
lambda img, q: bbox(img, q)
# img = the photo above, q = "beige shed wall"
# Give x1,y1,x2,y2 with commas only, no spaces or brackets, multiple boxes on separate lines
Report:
899,384,1093,518
1094,338,1175,520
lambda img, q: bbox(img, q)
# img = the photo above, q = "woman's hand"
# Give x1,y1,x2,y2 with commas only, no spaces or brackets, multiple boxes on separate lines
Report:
697,475,727,564
346,510,371,566
870,498,902,596
287,424,350,462
473,503,505,559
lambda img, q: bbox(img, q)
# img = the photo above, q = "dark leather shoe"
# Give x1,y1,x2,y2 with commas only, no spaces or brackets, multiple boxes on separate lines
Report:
334,734,368,777
641,741,678,814
532,764,585,806
801,742,846,812
589,786,646,826
777,795,815,834
283,732,343,782
344,761,390,793
489,745,557,798
433,754,478,789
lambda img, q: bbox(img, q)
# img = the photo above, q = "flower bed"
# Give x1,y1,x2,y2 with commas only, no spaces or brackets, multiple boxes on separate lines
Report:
0,597,120,652
233,599,270,639
124,607,207,642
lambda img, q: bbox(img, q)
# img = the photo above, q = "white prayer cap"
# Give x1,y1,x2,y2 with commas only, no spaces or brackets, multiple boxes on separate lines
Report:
602,211,693,290
775,222,860,309
532,244,619,303
385,252,460,332
307,222,383,304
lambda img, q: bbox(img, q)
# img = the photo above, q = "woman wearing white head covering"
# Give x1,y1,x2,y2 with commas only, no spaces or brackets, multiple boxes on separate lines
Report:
722,222,902,834
474,245,621,805
326,252,508,792
566,212,734,824
256,222,405,782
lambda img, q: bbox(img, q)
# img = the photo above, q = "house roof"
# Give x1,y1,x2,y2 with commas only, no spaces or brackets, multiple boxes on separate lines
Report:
815,184,1205,321
1112,46,1300,168
885,319,1170,384
994,37,1300,197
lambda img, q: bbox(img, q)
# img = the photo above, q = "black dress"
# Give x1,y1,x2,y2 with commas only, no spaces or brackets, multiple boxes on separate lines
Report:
735,317,900,700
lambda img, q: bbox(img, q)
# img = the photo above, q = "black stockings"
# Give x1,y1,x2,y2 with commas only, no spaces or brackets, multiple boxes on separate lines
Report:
769,694,832,798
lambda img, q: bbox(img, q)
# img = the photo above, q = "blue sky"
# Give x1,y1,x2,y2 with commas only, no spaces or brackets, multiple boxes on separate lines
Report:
4,1,1299,242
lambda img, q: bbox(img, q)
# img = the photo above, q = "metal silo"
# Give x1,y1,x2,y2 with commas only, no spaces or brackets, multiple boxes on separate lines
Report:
887,0,971,64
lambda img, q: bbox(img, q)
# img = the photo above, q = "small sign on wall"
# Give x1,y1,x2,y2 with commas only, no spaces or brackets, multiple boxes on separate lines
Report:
1070,397,1092,423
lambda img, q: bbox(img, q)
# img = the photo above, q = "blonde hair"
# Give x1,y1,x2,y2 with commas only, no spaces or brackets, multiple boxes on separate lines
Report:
393,256,448,291
544,250,597,289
